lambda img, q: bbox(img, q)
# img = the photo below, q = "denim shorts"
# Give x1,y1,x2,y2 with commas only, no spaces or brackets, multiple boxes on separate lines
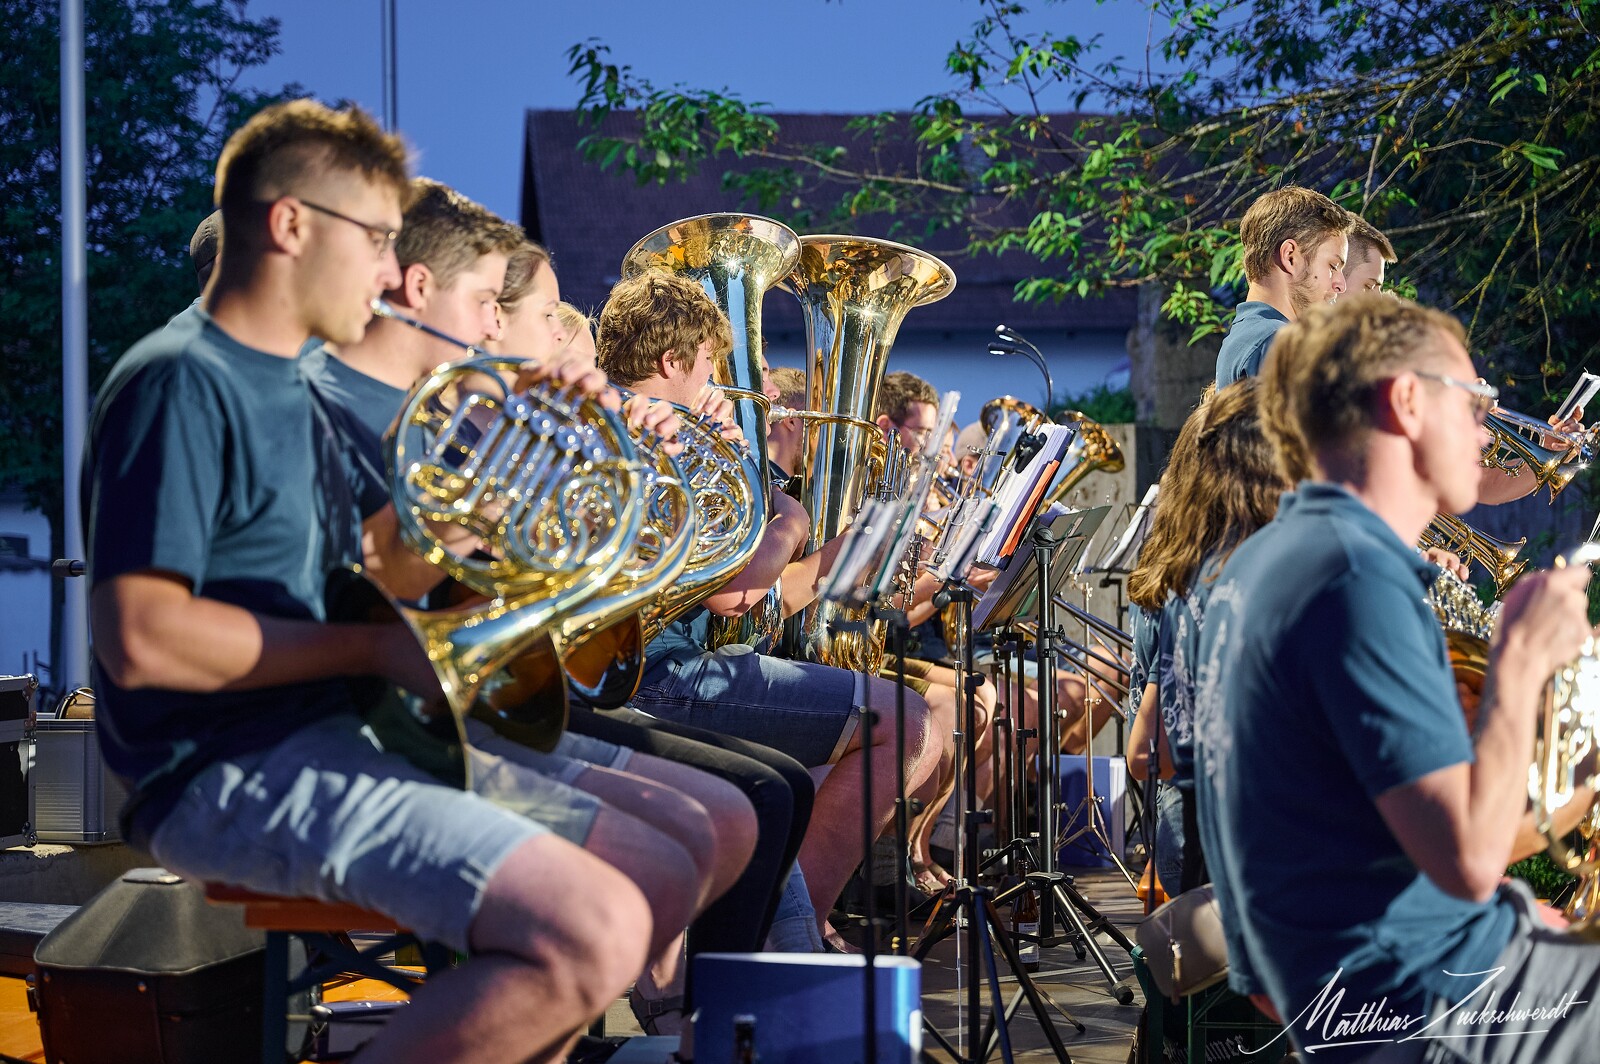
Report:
463,717,632,782
630,645,862,768
149,713,602,952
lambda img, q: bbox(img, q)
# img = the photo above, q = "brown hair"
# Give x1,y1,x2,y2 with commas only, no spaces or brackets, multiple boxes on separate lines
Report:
595,271,733,386
497,241,553,313
1128,378,1286,608
1347,216,1397,269
1259,293,1466,475
215,100,408,227
396,178,524,290
1239,186,1353,283
876,370,939,421
768,366,807,409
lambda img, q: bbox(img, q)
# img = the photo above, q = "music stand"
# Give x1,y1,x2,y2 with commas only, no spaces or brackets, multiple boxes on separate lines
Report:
980,515,1138,1005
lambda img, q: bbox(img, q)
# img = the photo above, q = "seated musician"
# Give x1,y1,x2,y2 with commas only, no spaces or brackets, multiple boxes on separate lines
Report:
308,187,808,1041
86,100,650,1064
1124,378,1286,896
493,241,821,1002
593,270,941,951
1194,293,1600,1063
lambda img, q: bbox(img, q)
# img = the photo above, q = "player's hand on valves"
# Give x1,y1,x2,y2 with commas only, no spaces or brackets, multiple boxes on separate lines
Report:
692,385,746,445
622,395,685,456
1422,546,1470,582
512,356,615,410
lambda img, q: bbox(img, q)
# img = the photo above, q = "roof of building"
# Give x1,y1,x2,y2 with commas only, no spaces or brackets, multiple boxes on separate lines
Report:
520,109,1137,334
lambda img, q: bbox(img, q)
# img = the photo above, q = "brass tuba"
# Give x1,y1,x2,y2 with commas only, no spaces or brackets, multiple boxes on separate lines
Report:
621,214,800,653
780,235,956,672
1040,410,1126,508
621,213,802,486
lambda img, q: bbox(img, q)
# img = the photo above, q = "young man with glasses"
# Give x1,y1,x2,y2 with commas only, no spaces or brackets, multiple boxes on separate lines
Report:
85,101,652,1064
875,370,942,457
1195,294,1600,1064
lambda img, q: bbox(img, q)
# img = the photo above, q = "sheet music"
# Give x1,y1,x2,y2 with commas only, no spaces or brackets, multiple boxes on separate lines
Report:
1557,371,1600,423
975,423,1076,567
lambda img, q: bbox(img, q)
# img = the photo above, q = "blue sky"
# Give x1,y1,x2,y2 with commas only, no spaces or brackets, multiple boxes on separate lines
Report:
243,0,1160,220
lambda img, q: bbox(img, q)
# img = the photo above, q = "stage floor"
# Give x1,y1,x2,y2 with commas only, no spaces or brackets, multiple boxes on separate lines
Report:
0,867,1146,1062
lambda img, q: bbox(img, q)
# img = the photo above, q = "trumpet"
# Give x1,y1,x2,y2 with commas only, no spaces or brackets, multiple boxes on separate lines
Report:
1418,512,1529,595
1483,406,1595,499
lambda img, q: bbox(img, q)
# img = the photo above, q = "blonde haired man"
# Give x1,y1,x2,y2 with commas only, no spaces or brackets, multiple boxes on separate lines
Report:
1215,185,1353,385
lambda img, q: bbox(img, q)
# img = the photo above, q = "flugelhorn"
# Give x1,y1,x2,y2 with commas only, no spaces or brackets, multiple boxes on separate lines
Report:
1418,512,1529,595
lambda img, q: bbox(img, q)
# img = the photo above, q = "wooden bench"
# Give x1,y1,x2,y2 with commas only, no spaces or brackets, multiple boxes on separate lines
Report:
204,884,452,1063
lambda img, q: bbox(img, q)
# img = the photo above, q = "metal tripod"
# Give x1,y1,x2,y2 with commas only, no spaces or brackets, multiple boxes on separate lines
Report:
984,523,1138,1005
913,584,1084,1064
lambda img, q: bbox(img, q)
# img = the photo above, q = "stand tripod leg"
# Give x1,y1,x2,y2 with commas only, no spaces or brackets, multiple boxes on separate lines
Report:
1044,879,1137,1005
978,893,1081,1058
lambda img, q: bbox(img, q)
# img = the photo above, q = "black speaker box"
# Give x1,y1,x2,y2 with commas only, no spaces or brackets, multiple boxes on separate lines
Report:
33,868,267,1064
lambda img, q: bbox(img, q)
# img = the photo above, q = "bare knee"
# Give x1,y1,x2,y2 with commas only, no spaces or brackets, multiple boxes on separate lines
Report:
472,838,652,1017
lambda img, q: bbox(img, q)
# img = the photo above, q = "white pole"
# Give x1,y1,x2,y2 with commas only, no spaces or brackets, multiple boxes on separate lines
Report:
381,0,398,131
60,0,90,691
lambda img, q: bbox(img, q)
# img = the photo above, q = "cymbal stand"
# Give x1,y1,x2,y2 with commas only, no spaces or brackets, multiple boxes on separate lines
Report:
914,583,1083,1064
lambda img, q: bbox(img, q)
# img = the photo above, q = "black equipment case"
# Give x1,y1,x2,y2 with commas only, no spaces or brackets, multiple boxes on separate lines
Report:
32,868,268,1064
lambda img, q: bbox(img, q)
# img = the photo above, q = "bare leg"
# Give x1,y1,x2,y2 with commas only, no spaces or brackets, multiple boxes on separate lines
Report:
353,835,651,1064
802,678,937,939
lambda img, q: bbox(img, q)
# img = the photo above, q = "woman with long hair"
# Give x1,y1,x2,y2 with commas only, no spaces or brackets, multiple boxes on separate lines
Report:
1126,377,1289,894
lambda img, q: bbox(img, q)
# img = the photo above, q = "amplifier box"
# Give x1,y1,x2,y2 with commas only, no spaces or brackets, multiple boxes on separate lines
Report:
32,718,125,844
0,676,36,848
693,952,921,1064
1056,754,1127,869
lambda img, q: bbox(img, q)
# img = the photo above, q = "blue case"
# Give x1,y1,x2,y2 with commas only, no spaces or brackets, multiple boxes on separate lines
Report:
693,952,922,1064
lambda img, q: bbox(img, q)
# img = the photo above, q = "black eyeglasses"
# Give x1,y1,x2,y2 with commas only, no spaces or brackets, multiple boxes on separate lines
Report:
297,199,399,258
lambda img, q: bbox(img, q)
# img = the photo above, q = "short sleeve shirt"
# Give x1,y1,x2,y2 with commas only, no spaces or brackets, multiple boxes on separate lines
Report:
299,344,404,519
1158,554,1223,790
1191,483,1517,1058
1127,604,1160,722
1214,302,1290,385
84,306,362,833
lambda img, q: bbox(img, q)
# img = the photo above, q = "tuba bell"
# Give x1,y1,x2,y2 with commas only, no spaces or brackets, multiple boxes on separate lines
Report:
780,234,956,672
621,214,800,654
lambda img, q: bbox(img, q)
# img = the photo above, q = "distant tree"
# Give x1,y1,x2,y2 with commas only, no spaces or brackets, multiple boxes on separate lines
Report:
1,0,288,522
568,0,1600,403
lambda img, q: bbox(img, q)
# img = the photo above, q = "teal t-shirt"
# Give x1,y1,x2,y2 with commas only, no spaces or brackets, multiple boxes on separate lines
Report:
1192,483,1517,1060
85,305,362,835
300,343,404,518
1214,301,1290,385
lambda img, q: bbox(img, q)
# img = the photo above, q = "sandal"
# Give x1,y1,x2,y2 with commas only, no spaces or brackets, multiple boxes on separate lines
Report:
911,859,955,895
628,984,687,1037
822,927,863,955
